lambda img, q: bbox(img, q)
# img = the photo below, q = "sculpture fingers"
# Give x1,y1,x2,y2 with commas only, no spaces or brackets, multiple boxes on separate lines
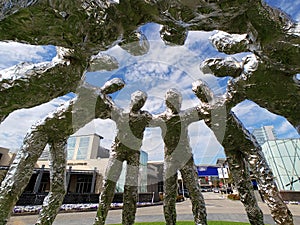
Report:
119,30,150,56
192,79,215,103
199,53,259,104
100,78,125,95
87,53,119,73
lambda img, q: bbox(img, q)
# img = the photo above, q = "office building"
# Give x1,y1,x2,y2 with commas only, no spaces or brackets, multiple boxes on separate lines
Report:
252,125,277,146
261,139,300,191
0,147,16,183
36,133,148,194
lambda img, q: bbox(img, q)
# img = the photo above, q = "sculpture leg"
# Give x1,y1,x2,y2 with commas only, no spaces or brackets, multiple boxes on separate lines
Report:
180,157,207,225
248,149,294,225
219,114,264,225
0,125,48,224
226,150,264,225
163,156,177,225
122,150,140,225
94,155,123,225
35,139,68,225
229,112,293,224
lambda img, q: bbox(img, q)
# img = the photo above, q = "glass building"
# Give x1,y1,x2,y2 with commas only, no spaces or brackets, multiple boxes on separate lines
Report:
39,133,107,161
38,134,148,194
66,134,103,160
139,150,148,192
252,125,277,146
261,139,300,191
115,150,148,193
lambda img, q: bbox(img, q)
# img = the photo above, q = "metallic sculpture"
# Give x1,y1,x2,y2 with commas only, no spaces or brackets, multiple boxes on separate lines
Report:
0,78,125,224
0,1,299,225
153,88,210,225
197,30,296,224
94,90,153,225
197,43,266,224
235,113,294,225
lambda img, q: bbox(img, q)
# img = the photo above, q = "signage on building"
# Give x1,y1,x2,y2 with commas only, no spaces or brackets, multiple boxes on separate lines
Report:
217,168,229,178
197,166,218,176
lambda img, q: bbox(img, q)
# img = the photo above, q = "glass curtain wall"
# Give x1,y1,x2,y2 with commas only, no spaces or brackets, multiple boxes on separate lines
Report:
76,137,90,160
67,137,76,160
262,139,300,191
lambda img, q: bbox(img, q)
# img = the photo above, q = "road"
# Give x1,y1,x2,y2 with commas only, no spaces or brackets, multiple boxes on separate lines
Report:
8,192,300,225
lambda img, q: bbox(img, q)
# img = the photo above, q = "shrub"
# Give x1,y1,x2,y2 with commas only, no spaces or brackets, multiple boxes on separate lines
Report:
227,194,240,200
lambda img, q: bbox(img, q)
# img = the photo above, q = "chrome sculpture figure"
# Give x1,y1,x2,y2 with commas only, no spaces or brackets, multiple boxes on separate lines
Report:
153,88,212,225
0,78,125,224
197,30,296,225
94,90,153,225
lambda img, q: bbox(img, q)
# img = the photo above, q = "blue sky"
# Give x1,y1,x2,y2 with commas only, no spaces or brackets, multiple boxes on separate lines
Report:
0,1,299,165
264,0,300,22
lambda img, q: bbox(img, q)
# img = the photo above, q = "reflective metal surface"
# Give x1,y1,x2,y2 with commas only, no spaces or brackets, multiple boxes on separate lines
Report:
0,1,299,225
0,78,124,224
94,90,152,225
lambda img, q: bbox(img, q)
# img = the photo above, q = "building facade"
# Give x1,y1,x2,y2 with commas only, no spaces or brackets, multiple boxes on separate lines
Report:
0,147,15,183
114,150,148,193
36,133,148,195
252,125,277,146
147,161,164,202
261,139,300,191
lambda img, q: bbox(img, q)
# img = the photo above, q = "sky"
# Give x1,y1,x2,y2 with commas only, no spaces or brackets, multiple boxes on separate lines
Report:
0,1,299,165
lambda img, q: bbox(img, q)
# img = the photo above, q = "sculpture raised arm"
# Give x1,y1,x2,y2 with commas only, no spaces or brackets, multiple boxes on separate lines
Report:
0,47,85,123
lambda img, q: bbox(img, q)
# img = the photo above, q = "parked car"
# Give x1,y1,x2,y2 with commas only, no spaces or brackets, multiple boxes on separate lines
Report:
201,187,212,192
213,188,219,193
220,187,233,194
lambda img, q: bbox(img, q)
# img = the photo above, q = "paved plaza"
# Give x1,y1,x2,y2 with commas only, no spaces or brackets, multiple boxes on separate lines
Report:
8,192,300,225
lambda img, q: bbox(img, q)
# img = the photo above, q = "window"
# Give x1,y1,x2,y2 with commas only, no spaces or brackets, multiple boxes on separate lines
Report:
76,175,92,193
158,181,164,192
76,137,90,160
39,173,50,193
67,137,76,160
262,139,300,191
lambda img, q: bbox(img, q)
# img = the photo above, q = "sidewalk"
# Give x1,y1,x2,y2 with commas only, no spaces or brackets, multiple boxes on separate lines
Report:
8,192,300,225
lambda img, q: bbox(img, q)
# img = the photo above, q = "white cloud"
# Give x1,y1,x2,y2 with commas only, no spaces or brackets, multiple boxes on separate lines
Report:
0,95,72,151
232,100,277,130
232,99,299,139
0,42,54,69
277,121,294,135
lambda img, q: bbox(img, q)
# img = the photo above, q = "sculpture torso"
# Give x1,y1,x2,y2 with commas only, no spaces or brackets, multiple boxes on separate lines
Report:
158,109,198,156
112,108,152,154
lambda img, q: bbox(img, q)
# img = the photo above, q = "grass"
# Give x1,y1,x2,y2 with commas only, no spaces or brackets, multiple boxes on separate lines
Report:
111,221,251,225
